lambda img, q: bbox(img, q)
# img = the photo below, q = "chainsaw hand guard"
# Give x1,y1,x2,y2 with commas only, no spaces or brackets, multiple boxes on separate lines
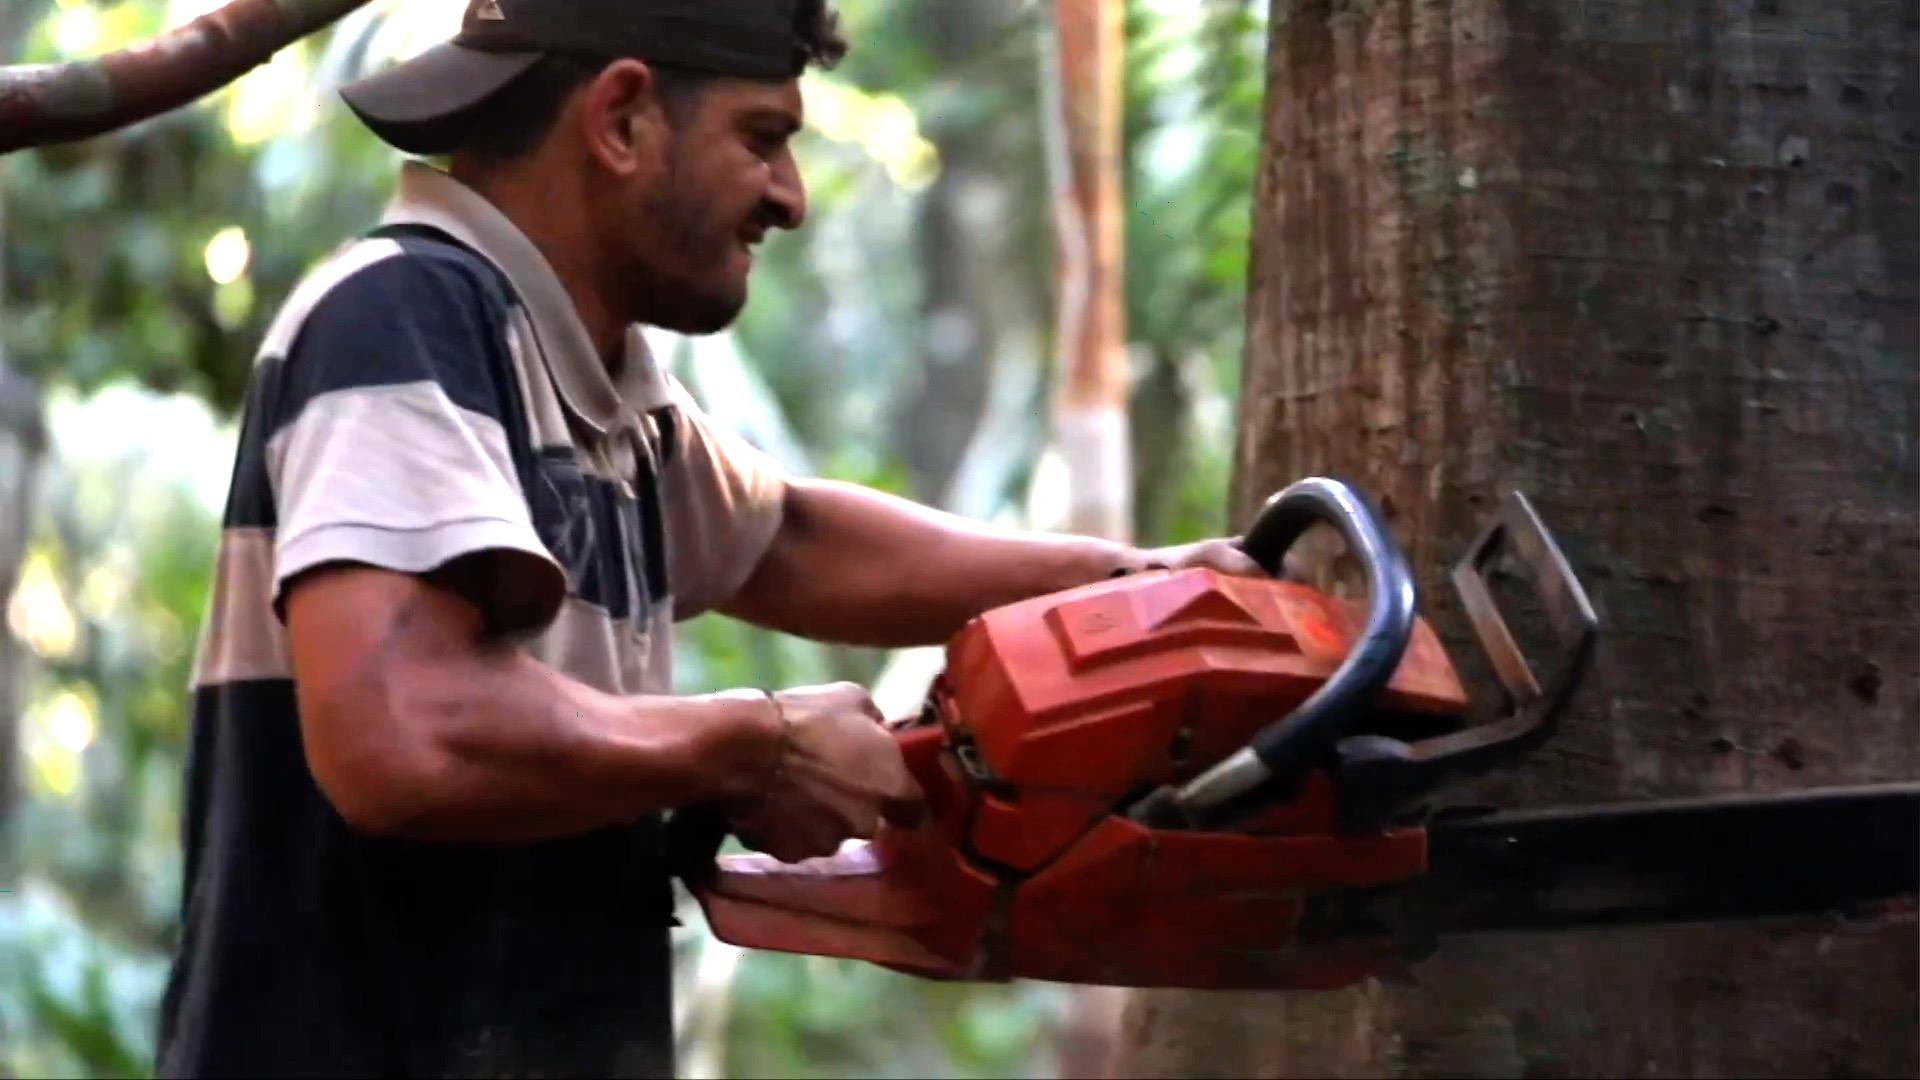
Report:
1333,490,1599,830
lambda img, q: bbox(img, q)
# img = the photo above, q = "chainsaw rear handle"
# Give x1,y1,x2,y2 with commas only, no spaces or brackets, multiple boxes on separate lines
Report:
1156,477,1418,823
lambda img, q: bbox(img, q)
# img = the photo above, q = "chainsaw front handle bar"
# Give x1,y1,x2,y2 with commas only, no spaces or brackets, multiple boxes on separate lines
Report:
1159,477,1418,823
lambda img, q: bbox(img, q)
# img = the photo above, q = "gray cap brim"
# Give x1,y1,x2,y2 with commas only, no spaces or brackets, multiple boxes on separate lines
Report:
340,42,545,156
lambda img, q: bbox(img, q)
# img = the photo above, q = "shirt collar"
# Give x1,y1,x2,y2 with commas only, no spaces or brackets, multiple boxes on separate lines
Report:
380,162,674,432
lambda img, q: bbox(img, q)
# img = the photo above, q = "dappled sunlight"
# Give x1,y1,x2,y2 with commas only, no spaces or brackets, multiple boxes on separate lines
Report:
224,42,320,144
363,0,465,65
44,0,151,59
45,384,239,515
7,552,77,662
203,223,257,328
202,225,250,285
48,0,104,56
806,79,941,191
23,689,99,799
77,562,132,622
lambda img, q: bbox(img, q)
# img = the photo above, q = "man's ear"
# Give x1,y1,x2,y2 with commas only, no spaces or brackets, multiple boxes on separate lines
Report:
576,58,670,177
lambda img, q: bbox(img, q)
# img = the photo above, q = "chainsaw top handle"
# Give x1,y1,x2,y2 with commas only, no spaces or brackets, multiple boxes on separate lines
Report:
1136,477,1418,828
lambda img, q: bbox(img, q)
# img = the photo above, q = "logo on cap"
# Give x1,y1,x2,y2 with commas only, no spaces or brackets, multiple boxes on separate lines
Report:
475,0,505,20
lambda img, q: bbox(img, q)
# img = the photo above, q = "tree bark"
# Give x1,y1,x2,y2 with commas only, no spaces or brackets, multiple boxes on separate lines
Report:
1116,0,1920,1075
0,0,371,154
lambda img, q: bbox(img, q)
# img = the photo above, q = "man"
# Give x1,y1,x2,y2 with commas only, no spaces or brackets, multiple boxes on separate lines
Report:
158,1,1266,1075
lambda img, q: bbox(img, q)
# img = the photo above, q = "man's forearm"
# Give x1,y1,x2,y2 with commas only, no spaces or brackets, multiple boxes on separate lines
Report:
720,479,1150,649
372,656,781,843
290,564,785,844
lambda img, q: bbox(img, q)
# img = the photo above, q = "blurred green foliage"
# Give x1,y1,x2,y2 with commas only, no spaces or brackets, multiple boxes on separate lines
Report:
0,1,1271,1076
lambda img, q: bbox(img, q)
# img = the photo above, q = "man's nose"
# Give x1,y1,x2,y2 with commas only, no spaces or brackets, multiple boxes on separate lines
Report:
766,151,807,231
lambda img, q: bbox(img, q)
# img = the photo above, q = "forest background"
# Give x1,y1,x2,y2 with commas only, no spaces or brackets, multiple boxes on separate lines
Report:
0,0,1270,1075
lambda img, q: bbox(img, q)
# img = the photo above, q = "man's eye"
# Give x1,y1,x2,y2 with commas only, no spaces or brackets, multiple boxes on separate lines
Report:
750,134,785,160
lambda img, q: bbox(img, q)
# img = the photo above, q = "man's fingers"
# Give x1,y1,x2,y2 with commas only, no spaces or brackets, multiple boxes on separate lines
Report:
1147,539,1274,579
838,682,887,724
1208,545,1268,578
755,681,929,858
881,798,926,830
1281,547,1316,584
1183,541,1266,578
881,786,927,829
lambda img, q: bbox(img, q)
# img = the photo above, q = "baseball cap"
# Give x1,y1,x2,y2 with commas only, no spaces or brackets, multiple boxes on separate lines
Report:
342,0,835,155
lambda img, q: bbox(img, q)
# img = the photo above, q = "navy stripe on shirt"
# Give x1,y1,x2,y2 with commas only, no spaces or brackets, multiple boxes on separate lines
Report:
220,231,672,621
263,251,519,440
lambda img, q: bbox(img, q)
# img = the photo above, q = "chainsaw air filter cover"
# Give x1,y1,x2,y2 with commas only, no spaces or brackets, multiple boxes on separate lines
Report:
944,565,1468,863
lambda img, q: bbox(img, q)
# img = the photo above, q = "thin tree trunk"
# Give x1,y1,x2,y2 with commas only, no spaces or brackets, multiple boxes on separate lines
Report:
0,0,370,154
1046,0,1134,1073
1116,0,1919,1075
1048,0,1132,543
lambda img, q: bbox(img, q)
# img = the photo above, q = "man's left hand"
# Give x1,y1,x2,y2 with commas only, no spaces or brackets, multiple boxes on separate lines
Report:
1135,538,1310,583
1136,538,1265,578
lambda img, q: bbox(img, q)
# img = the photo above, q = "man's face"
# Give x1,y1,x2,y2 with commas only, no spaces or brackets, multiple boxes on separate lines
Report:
614,76,808,335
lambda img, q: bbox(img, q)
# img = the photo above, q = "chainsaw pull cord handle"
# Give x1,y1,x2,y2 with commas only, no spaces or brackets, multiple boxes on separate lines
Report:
1156,477,1417,825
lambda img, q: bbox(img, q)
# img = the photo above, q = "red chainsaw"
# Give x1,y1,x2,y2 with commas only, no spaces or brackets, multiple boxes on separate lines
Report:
668,479,1918,989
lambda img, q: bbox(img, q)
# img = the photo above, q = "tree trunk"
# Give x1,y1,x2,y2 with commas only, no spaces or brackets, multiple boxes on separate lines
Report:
1047,0,1135,1072
1048,0,1133,542
1115,0,1920,1076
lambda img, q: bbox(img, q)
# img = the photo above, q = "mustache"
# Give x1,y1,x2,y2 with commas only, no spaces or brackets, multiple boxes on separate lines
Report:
744,202,789,236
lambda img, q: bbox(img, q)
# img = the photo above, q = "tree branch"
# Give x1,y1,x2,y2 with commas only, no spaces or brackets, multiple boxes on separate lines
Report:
0,0,373,155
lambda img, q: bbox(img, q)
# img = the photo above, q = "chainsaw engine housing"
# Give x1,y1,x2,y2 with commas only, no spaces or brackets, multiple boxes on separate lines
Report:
696,567,1468,988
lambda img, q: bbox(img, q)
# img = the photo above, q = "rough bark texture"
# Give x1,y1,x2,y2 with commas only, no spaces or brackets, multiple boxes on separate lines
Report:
1116,0,1920,1075
0,0,370,154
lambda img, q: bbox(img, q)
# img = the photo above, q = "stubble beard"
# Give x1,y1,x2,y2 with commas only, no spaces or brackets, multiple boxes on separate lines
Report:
633,148,750,336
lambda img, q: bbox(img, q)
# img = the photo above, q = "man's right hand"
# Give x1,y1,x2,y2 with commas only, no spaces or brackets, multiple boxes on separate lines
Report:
726,682,926,863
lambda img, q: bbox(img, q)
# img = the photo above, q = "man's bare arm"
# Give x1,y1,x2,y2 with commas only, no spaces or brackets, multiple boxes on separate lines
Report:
286,559,782,844
719,479,1263,648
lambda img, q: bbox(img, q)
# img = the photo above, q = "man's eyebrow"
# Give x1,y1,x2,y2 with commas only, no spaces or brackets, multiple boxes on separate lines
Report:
743,108,803,136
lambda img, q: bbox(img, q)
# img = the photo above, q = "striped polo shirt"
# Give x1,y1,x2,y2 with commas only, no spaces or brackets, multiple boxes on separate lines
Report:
157,163,788,1078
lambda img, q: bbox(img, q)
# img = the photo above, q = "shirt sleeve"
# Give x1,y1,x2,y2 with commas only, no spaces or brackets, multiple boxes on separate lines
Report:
263,249,566,635
660,375,790,620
